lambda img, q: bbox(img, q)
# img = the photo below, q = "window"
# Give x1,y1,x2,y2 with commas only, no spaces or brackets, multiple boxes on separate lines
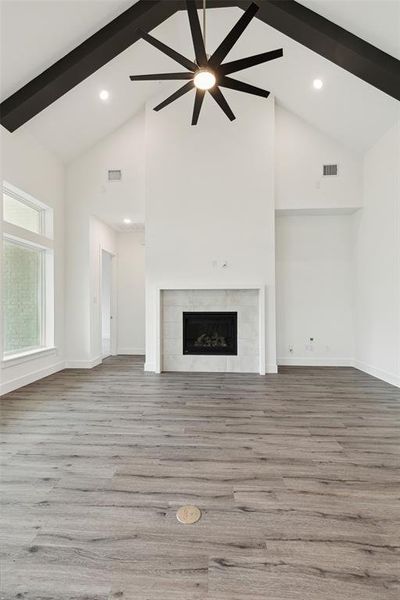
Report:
2,183,54,359
3,192,43,234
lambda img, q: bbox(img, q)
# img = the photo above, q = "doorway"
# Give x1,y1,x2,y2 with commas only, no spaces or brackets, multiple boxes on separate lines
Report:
101,249,114,358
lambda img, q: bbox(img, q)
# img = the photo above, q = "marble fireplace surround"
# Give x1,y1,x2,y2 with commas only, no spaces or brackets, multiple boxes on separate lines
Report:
155,285,266,375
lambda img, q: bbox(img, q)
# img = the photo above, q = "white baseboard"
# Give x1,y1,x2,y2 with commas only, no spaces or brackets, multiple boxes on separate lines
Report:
1,361,65,396
64,355,103,369
277,357,353,367
117,347,145,356
266,363,278,374
144,361,156,372
353,360,400,388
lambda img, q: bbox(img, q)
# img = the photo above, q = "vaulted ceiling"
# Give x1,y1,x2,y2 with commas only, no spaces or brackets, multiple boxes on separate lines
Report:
1,0,399,162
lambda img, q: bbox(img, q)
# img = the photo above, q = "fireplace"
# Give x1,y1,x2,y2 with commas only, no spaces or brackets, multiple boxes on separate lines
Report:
183,312,238,355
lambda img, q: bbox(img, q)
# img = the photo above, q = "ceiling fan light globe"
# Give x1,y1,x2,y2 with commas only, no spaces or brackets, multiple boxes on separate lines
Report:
194,69,216,90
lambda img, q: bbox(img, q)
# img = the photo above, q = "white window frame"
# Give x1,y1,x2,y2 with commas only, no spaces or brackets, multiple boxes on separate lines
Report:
2,182,55,364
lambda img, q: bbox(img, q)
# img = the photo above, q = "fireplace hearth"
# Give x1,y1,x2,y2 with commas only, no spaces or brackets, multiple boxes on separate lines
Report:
183,312,238,355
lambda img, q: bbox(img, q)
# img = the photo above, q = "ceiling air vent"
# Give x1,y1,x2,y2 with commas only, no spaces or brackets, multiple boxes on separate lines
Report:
108,169,122,182
323,164,338,176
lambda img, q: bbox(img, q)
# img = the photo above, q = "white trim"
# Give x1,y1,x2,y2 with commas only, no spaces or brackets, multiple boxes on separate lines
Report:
3,180,50,213
2,189,55,360
64,355,103,369
266,363,278,373
2,346,57,368
155,284,267,376
258,286,266,375
353,360,400,388
99,247,118,358
117,347,145,355
3,181,54,240
110,252,118,356
155,288,161,374
0,360,64,396
277,357,353,367
144,361,156,372
3,222,54,250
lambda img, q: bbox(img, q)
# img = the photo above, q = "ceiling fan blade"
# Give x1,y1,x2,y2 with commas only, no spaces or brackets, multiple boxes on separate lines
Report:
130,73,193,81
220,49,283,75
153,81,194,112
186,1,207,67
209,86,236,121
192,89,205,125
208,2,259,68
220,76,270,98
140,30,197,72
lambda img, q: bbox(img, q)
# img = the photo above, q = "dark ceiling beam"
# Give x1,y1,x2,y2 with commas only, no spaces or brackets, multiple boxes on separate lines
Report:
0,0,179,132
1,0,399,133
252,0,400,101
0,0,237,132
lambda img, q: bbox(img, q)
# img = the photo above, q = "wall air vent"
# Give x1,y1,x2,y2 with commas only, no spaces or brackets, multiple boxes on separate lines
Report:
323,164,338,176
108,169,122,181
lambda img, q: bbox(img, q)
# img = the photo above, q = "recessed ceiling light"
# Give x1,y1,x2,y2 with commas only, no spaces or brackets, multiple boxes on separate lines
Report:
313,79,323,90
123,218,131,224
99,89,110,101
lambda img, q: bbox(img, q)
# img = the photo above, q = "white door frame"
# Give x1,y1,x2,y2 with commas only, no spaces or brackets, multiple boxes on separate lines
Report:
99,246,117,358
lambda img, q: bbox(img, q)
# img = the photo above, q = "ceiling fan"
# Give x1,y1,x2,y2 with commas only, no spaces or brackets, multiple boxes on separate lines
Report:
130,1,283,125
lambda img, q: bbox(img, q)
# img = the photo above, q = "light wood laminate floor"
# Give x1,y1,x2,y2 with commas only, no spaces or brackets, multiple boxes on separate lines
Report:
1,356,400,599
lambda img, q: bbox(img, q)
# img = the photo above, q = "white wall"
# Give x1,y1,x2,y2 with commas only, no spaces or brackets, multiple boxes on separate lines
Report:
65,112,144,366
276,214,355,365
65,110,145,227
274,105,366,370
354,121,400,387
64,213,117,367
145,91,276,372
0,127,65,394
117,230,145,355
275,105,362,211
64,189,91,364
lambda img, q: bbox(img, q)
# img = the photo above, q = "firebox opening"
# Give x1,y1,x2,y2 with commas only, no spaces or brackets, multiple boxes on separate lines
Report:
183,312,238,355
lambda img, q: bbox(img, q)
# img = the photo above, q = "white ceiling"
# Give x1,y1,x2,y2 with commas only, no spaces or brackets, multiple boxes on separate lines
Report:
0,0,134,98
1,0,399,163
298,0,400,59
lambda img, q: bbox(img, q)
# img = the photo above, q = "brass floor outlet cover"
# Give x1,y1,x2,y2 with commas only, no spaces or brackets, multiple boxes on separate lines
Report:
176,505,201,524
